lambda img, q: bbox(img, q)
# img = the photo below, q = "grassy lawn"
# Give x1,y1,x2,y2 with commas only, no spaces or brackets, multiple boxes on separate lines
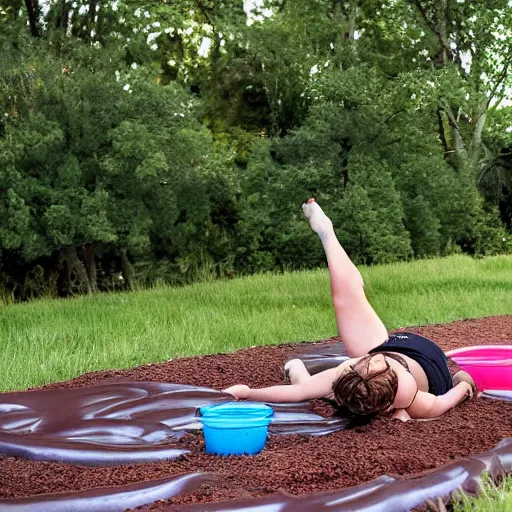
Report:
0,253,511,510
452,476,512,512
1,254,512,392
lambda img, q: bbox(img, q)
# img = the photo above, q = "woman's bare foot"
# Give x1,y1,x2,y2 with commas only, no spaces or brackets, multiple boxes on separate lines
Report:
302,199,333,238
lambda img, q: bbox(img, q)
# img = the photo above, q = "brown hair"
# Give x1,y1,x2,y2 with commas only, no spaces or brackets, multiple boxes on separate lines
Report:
332,353,402,416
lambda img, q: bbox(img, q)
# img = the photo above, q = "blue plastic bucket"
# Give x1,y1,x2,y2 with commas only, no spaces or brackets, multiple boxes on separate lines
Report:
199,402,274,456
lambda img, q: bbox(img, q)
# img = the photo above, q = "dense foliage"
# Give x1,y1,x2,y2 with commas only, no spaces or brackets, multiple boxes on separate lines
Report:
1,0,511,298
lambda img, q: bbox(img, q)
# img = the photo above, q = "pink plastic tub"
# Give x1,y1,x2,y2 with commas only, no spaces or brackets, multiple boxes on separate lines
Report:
446,345,512,391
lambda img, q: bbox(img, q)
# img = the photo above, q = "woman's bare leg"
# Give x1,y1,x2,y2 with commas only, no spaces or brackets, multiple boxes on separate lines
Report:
302,199,388,357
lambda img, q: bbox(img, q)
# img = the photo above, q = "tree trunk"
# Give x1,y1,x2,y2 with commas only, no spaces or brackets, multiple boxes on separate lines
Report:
55,0,69,33
88,0,98,28
470,112,487,167
443,105,467,169
437,0,449,65
83,244,98,293
436,108,449,154
80,0,98,41
24,0,40,37
119,248,136,291
61,246,92,295
96,0,106,44
348,1,358,40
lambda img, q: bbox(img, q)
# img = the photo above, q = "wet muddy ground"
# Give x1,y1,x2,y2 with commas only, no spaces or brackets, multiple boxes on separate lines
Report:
0,316,511,510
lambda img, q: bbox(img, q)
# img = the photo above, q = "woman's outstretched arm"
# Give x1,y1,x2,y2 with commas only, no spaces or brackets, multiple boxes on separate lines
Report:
223,367,338,402
302,199,388,357
406,382,474,419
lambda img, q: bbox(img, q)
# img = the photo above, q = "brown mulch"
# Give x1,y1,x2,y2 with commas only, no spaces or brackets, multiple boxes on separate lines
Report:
0,316,511,509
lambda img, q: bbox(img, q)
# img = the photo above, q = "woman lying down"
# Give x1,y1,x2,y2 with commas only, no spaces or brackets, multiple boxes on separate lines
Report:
224,200,476,422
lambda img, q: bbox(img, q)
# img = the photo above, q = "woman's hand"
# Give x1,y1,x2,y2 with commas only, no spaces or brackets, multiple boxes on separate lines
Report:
452,370,477,396
223,384,250,400
457,381,475,402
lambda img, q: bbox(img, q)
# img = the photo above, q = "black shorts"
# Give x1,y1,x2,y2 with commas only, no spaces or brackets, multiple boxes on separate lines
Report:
369,332,453,396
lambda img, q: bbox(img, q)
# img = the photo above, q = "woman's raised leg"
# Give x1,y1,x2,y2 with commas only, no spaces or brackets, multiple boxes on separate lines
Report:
302,199,388,357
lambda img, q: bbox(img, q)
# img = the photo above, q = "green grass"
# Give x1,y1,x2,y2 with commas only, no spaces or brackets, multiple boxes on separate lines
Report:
1,254,512,392
451,475,512,512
